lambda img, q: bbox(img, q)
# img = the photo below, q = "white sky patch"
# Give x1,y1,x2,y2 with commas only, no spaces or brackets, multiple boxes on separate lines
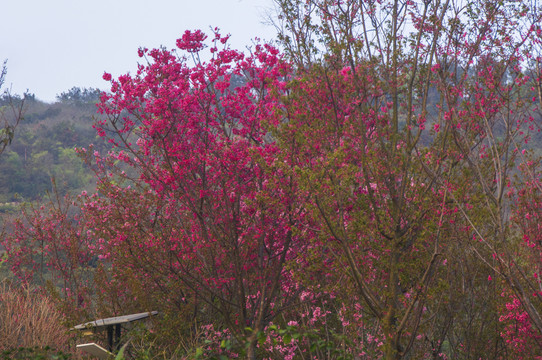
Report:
0,0,277,102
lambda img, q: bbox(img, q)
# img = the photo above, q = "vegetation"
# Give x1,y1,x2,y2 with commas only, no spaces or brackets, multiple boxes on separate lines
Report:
0,60,24,157
0,89,106,203
0,281,72,355
2,0,542,359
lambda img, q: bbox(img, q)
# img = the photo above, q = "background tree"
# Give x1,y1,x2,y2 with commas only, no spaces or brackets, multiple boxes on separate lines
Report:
271,0,542,358
0,60,24,157
56,86,102,107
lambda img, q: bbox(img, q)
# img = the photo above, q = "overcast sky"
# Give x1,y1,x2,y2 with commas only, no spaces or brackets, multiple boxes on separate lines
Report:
1,0,277,102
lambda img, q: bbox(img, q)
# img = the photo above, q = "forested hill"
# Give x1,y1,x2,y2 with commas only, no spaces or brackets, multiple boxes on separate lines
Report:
0,88,107,208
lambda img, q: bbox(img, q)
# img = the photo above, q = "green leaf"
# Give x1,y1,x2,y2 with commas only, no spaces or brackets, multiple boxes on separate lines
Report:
115,342,128,360
258,331,266,345
283,334,292,345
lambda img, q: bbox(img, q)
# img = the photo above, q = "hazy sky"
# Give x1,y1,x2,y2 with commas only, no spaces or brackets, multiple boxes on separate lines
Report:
1,0,277,102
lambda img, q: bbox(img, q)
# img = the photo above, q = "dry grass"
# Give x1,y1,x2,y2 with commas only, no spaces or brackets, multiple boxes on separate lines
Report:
0,281,72,352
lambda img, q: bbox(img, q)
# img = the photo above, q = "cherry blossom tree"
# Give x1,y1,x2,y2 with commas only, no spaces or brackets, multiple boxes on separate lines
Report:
271,0,542,358
86,29,309,358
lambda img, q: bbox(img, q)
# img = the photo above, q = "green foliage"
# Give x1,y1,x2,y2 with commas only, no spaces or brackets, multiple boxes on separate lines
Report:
0,201,18,214
114,342,128,360
0,347,71,360
0,97,106,202
56,87,102,107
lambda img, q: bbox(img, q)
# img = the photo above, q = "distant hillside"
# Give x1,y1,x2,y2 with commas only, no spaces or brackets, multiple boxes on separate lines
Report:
0,88,108,206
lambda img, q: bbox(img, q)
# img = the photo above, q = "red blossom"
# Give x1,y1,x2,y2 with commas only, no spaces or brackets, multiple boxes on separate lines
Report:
176,29,208,53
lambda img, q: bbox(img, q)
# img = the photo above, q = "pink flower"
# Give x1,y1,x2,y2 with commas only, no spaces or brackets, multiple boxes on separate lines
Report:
176,29,208,53
340,66,351,78
137,47,148,58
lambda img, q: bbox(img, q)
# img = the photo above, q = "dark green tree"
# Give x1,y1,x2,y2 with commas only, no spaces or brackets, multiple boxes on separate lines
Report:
56,87,102,107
